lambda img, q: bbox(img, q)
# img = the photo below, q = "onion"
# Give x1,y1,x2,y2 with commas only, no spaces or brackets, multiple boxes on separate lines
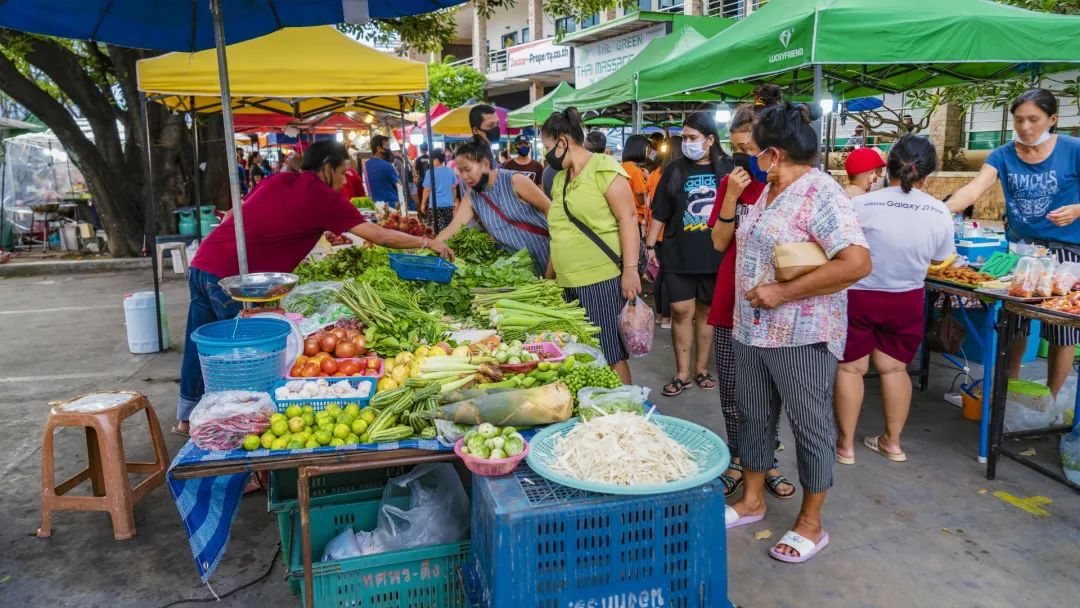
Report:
335,341,357,358
319,334,338,353
352,334,368,356
303,338,320,357
330,327,348,340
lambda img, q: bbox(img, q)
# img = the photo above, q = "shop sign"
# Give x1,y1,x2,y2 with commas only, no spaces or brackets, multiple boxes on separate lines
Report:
507,38,573,77
573,23,666,88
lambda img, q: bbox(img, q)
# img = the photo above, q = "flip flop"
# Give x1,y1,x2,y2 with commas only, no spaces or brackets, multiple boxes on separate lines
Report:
720,462,744,497
769,530,830,564
863,435,907,462
724,505,765,530
170,425,189,438
835,453,855,465
765,474,796,500
662,377,690,397
694,372,718,390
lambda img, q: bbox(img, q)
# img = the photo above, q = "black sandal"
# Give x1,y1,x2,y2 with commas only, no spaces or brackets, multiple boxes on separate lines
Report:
662,377,690,397
721,462,744,497
694,372,718,390
765,474,796,500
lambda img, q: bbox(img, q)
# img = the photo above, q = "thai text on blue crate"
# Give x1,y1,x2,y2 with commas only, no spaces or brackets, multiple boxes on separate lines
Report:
564,587,666,608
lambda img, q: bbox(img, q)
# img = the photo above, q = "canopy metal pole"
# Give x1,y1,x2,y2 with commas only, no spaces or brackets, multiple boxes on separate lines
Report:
399,97,409,215
140,92,165,353
999,103,1009,146
191,100,202,242
0,141,7,252
422,92,441,231
211,0,248,275
823,111,833,170
633,101,643,133
813,64,824,167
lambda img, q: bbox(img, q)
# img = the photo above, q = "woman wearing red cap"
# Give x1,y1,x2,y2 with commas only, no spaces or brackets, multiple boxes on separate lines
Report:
843,147,886,198
834,135,955,464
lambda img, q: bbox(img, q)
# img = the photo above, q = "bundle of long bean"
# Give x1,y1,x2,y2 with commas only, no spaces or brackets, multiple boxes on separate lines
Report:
471,282,566,316
490,299,601,346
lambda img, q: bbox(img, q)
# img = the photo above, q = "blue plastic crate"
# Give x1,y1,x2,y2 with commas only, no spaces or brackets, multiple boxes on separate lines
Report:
470,465,731,608
192,318,291,393
271,377,377,412
389,253,457,283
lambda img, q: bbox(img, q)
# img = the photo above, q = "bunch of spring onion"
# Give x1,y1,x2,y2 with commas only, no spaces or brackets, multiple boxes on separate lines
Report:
416,355,504,394
489,299,601,345
471,282,566,317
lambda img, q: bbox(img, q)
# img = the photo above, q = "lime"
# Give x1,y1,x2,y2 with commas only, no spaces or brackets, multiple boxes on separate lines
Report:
304,426,313,434
336,413,354,427
304,438,320,449
270,437,289,450
260,431,275,449
301,412,315,427
345,434,359,445
333,424,350,440
344,403,360,418
350,419,368,435
285,404,303,419
288,417,305,433
315,410,330,421
359,409,376,424
325,403,341,416
329,437,345,447
242,434,261,451
319,422,335,433
293,431,309,445
359,432,370,443
315,429,332,445
287,439,304,450
270,419,288,437
301,405,315,415
270,413,287,424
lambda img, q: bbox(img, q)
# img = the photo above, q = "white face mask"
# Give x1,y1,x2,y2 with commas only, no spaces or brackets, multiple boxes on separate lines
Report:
682,139,709,161
1014,128,1053,147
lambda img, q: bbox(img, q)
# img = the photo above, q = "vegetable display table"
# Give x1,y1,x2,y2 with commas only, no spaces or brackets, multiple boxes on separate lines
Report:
986,301,1080,492
922,279,1003,462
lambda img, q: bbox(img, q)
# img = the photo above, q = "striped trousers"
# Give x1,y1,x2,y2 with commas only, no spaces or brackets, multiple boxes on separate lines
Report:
732,340,838,494
715,327,779,468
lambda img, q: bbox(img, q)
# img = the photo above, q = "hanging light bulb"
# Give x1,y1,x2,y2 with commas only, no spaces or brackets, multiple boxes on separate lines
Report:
364,114,375,124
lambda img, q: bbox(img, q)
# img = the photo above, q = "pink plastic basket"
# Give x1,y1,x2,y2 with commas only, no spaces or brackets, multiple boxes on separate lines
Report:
500,342,564,374
454,437,530,477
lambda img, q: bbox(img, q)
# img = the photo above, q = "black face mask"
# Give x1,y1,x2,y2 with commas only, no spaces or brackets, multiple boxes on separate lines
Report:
379,149,392,161
545,140,567,171
483,126,501,145
732,152,752,172
472,172,490,193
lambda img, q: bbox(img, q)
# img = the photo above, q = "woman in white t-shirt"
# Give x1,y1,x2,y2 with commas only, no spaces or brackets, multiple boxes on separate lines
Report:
834,135,955,465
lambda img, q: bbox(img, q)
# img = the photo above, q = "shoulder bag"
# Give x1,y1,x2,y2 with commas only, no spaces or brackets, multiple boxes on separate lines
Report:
561,173,647,276
474,189,550,237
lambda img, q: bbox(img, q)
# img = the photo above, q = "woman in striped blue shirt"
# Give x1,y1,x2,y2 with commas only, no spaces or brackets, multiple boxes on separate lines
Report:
436,137,552,276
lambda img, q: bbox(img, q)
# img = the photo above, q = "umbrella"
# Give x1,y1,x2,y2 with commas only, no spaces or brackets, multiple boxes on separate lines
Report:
430,104,516,139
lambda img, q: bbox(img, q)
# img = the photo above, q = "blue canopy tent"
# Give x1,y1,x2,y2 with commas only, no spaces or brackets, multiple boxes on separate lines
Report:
0,0,465,356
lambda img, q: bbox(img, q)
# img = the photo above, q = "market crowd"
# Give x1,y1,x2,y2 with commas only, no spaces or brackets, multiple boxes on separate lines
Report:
177,88,1078,564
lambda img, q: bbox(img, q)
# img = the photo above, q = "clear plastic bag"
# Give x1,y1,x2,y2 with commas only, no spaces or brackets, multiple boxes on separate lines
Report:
282,281,342,317
366,463,470,554
1061,430,1080,485
617,296,655,358
321,527,363,562
1034,258,1057,298
188,391,275,451
1009,257,1041,298
560,342,608,367
577,385,650,422
1051,262,1080,296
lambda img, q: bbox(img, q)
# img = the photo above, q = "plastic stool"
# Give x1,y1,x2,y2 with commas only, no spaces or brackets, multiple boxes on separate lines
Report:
155,241,188,281
38,390,170,541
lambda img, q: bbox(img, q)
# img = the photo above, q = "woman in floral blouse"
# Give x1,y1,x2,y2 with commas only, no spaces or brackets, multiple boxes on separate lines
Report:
711,102,870,564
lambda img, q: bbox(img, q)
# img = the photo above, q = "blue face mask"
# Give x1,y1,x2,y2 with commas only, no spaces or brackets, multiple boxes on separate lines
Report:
748,153,769,182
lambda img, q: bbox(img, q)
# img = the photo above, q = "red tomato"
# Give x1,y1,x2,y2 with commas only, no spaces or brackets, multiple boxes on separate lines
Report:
320,358,339,375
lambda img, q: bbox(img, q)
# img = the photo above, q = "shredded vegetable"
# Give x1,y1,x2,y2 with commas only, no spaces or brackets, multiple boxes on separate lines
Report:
549,412,698,486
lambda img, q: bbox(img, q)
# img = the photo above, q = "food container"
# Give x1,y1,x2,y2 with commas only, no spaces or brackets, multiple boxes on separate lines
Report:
499,342,564,374
454,437,529,477
287,356,383,380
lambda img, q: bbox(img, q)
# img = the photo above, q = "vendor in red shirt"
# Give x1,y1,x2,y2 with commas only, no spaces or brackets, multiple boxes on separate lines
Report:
174,141,453,434
706,95,795,501
341,156,366,200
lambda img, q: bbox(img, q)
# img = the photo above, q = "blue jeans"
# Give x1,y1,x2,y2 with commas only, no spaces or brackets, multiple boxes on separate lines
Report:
177,267,243,422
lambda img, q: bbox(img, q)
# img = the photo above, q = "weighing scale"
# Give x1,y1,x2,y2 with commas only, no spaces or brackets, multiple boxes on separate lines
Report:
217,272,299,317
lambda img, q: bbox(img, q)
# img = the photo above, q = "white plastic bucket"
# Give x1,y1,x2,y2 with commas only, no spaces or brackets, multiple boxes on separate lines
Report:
123,291,169,353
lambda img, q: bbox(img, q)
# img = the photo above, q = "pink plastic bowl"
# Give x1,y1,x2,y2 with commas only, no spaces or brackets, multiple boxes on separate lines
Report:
454,436,530,477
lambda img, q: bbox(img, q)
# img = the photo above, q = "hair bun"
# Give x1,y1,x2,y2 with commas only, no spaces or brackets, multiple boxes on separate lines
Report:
753,84,783,108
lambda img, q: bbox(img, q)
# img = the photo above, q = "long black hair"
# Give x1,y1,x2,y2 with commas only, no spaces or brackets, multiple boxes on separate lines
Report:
752,101,823,165
665,111,733,200
622,134,650,165
887,134,937,193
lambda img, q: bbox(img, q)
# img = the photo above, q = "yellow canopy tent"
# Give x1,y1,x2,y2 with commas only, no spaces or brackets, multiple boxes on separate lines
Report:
137,26,428,117
431,104,511,138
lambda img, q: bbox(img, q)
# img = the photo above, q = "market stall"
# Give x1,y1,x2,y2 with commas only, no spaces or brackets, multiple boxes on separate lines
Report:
506,82,575,129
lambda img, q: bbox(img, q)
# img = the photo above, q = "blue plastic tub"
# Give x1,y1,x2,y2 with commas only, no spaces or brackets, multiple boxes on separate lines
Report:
192,317,291,393
470,465,731,608
270,377,377,412
389,253,457,283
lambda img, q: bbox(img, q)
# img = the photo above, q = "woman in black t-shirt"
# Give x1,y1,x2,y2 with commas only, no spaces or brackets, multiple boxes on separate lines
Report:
645,112,733,397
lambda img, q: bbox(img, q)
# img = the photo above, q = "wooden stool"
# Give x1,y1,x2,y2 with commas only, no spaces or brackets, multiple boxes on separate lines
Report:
38,390,170,541
155,241,189,281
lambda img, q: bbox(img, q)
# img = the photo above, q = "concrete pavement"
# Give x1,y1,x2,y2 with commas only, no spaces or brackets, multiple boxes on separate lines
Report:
0,270,1076,607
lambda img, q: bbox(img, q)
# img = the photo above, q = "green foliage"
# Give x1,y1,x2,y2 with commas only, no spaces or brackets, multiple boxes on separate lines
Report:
295,246,390,283
429,59,487,108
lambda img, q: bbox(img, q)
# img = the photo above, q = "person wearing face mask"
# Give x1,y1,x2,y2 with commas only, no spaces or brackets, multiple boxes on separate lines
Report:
174,141,453,435
843,147,886,198
645,112,734,397
948,89,1080,398
621,134,652,227
435,136,551,276
712,102,870,564
543,108,642,384
469,104,503,149
706,98,794,502
364,134,401,210
505,135,544,187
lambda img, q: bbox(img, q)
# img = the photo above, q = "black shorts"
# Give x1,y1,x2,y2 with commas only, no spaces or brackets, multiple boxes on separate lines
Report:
665,272,715,305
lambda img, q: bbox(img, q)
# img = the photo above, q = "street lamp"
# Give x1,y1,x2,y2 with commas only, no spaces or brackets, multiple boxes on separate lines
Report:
819,98,835,114
714,109,731,124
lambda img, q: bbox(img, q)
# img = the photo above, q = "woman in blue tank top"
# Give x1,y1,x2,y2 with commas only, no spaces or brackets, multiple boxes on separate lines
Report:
436,137,552,276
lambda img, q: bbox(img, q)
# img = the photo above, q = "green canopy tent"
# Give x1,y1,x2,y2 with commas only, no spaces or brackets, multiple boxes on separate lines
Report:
637,0,1080,115
507,81,575,128
554,24,734,130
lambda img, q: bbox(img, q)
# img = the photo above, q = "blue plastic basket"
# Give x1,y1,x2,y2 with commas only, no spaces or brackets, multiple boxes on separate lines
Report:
470,466,731,608
192,317,291,393
271,377,377,412
389,253,457,283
